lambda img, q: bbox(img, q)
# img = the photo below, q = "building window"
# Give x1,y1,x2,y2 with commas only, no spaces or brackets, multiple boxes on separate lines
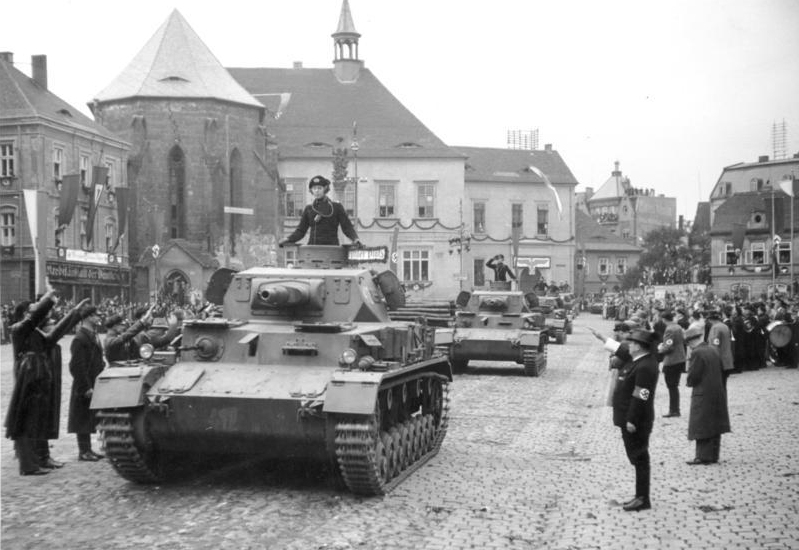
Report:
105,218,116,251
416,183,435,218
1,142,14,177
473,202,485,233
80,154,89,187
105,160,115,191
53,146,64,181
748,242,765,264
622,229,631,239
377,183,396,217
283,178,305,218
778,242,792,264
616,257,628,275
402,249,430,281
474,258,485,287
342,182,356,217
168,146,185,239
721,243,740,265
536,205,548,235
598,257,610,275
0,207,16,246
79,208,88,250
511,203,523,235
725,182,732,196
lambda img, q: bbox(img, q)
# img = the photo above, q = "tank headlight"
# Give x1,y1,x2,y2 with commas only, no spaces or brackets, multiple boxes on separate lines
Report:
140,343,154,360
339,348,358,367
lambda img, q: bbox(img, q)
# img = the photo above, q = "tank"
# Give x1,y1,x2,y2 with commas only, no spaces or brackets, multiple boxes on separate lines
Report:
90,245,452,495
535,295,571,344
434,288,548,376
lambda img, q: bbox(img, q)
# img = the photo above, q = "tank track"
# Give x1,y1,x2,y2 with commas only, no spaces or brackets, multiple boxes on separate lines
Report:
523,340,547,377
334,379,450,495
96,410,164,484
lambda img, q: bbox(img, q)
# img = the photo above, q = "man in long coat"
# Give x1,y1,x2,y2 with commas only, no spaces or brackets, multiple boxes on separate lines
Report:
103,306,154,363
5,290,90,475
657,310,686,417
684,325,731,464
68,306,106,461
706,309,734,388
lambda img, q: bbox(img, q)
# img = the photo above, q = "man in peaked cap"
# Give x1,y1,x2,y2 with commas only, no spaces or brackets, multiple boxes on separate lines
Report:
612,328,660,512
103,305,154,363
279,175,361,247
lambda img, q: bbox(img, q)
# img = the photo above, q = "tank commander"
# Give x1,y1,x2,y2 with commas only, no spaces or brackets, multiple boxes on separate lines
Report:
486,254,516,282
278,175,361,247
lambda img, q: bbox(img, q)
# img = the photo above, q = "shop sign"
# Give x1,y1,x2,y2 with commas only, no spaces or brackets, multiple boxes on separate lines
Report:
46,261,129,285
65,248,111,265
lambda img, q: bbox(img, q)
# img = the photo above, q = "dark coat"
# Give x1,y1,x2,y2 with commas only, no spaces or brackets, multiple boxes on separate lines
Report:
612,352,659,433
5,298,80,440
104,319,148,363
284,198,358,245
686,343,731,440
486,257,516,281
67,326,106,434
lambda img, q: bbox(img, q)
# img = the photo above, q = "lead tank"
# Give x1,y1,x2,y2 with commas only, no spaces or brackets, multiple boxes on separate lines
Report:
91,245,452,495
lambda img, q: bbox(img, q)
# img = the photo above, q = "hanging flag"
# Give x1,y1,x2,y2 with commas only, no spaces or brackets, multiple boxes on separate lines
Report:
511,223,521,267
85,182,105,249
731,222,746,255
389,225,399,274
778,177,797,197
528,165,563,219
58,174,80,228
111,186,130,253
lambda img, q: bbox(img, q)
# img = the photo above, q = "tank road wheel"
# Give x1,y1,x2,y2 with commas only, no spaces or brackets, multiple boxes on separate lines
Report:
390,427,403,477
381,432,397,480
412,417,424,460
97,410,165,484
523,347,542,377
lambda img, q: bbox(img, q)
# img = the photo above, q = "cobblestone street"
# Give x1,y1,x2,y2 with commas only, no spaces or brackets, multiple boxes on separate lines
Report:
2,314,798,549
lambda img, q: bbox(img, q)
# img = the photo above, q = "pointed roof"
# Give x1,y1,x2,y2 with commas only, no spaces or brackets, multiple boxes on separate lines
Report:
229,67,462,159
590,162,630,201
93,10,261,109
0,57,120,141
334,0,360,36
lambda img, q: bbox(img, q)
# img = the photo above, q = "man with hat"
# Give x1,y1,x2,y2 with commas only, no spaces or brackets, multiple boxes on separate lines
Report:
67,305,106,461
279,175,361,247
684,325,730,464
103,305,154,363
612,328,660,511
657,310,686,418
706,308,734,388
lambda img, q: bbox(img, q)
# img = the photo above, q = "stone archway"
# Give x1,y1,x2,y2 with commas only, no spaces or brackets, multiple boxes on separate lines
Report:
164,269,190,306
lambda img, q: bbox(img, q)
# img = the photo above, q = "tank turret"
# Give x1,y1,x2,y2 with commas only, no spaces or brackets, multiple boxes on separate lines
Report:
92,245,451,495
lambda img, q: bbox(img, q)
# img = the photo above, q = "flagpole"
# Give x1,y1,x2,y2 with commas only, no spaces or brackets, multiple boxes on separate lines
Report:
772,186,776,294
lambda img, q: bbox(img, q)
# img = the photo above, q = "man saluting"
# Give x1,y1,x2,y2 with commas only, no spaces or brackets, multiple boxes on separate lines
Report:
279,175,360,247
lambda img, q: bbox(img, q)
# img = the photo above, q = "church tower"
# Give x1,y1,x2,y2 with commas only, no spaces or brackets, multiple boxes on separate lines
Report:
332,0,363,83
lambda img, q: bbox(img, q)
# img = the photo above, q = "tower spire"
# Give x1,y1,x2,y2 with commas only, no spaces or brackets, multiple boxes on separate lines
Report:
332,0,363,83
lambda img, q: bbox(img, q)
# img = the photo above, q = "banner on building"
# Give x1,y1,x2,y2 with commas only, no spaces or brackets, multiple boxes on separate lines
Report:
58,174,80,228
112,186,130,253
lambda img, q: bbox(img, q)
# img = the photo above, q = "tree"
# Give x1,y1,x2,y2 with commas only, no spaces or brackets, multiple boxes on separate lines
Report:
619,265,643,290
638,227,694,284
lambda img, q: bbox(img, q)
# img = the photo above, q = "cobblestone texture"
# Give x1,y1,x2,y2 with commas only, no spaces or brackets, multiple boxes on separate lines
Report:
2,314,798,549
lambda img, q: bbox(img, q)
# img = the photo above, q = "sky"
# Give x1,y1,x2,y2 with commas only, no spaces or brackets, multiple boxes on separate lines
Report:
5,0,799,221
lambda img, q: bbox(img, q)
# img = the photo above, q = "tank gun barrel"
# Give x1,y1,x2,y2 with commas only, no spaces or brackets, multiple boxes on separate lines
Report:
257,282,311,307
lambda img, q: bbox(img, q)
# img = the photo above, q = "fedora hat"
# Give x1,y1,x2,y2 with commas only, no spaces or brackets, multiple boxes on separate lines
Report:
684,325,704,342
626,329,657,347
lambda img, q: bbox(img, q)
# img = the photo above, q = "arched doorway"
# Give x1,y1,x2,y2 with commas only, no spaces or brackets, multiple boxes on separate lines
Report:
164,269,190,306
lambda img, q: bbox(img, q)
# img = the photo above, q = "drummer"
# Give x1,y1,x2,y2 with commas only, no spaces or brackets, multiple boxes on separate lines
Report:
706,309,734,388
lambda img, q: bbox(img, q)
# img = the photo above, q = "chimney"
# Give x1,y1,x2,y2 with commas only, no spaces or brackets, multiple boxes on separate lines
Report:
544,143,552,152
758,155,769,163
0,52,12,63
32,55,47,90
585,187,594,200
612,160,622,177
293,61,303,69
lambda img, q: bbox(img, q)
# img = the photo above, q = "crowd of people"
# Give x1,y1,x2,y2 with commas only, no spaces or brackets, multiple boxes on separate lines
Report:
2,289,207,476
588,287,797,512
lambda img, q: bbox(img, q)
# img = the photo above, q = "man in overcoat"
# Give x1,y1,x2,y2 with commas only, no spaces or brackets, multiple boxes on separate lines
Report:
103,305,154,363
657,310,686,417
706,309,734,388
4,290,91,475
68,306,106,461
612,328,659,512
684,325,731,464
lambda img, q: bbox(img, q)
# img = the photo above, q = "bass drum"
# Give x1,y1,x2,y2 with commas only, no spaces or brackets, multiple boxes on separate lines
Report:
766,321,793,349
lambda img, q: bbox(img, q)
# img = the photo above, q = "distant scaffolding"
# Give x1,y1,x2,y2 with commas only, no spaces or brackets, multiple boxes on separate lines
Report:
507,129,539,151
772,119,787,160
